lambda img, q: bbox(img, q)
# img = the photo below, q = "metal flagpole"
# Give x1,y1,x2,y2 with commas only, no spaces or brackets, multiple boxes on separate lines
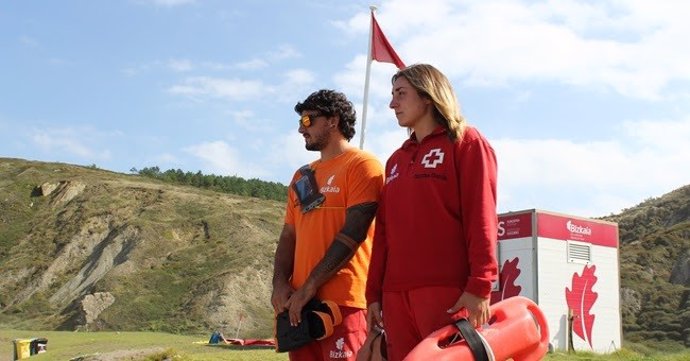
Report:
359,5,377,150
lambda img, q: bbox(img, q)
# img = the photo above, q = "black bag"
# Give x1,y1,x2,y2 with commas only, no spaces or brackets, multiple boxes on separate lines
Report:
275,298,342,352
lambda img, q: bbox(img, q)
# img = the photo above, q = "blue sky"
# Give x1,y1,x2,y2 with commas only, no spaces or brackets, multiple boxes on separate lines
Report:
2,0,689,218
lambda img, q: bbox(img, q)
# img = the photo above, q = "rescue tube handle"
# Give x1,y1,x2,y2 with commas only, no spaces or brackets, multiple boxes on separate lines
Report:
454,319,490,361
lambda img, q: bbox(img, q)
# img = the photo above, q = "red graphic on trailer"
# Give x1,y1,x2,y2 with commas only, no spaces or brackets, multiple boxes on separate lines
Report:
491,258,522,304
565,265,598,348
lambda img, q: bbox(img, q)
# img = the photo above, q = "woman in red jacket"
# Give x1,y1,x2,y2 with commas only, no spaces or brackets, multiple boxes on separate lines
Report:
365,64,498,361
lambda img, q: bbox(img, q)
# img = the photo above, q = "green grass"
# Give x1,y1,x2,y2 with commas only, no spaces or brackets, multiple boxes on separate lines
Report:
2,329,690,361
0,329,287,361
546,348,690,361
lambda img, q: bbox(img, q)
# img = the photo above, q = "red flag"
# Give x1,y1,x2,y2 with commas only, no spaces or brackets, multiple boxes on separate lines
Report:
371,13,405,69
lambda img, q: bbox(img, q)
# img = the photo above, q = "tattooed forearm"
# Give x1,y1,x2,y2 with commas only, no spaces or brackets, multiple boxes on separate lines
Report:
302,202,378,290
341,202,378,243
314,240,354,277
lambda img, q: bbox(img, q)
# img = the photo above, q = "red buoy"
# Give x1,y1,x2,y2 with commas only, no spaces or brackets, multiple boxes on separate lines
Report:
404,296,549,361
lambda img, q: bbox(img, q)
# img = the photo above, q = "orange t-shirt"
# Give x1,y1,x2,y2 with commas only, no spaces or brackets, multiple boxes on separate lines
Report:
285,148,384,309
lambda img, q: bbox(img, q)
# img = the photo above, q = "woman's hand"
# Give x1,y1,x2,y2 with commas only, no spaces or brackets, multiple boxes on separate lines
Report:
366,302,384,331
447,291,490,328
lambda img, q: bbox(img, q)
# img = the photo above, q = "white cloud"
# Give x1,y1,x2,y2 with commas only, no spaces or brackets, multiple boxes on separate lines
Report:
234,59,269,70
622,116,690,152
365,128,408,163
284,69,315,86
334,55,401,110
227,45,301,71
121,62,155,77
491,116,690,216
30,128,112,161
166,66,317,109
227,110,275,133
148,0,195,7
168,77,268,101
153,153,178,164
165,48,290,74
262,130,323,184
271,131,314,169
168,58,193,72
184,141,269,178
32,133,92,158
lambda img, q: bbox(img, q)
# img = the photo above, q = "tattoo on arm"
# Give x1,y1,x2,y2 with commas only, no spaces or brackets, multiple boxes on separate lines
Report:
341,202,378,243
313,241,353,279
304,202,378,289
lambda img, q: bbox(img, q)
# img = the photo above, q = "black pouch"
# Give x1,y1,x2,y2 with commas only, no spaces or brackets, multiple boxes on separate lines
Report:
275,298,342,352
292,165,325,213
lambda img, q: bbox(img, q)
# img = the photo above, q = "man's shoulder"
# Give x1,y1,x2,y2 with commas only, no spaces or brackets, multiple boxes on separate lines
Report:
343,148,383,166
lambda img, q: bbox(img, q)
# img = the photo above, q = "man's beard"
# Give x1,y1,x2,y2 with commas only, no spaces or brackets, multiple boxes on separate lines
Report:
305,132,328,151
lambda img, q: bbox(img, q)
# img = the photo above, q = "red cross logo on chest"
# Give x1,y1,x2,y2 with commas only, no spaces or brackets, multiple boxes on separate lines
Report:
421,148,445,168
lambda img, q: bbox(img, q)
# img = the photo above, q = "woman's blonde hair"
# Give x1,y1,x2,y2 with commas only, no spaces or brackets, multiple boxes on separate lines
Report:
392,63,466,140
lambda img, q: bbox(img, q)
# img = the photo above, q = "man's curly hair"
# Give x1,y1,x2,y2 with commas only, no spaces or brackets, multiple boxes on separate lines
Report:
294,89,357,141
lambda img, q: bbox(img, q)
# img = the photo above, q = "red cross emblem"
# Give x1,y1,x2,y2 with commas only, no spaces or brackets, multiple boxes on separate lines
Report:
421,148,444,168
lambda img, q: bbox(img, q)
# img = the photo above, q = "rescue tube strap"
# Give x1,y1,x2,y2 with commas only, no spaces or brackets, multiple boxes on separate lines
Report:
454,319,489,361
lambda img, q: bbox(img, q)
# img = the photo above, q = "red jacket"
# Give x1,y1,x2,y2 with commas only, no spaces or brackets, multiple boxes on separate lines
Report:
366,126,498,304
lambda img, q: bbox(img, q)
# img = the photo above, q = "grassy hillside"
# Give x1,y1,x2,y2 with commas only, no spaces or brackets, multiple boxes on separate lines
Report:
0,158,283,337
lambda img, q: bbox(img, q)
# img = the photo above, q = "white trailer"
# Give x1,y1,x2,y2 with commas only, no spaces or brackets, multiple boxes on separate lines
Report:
491,209,621,353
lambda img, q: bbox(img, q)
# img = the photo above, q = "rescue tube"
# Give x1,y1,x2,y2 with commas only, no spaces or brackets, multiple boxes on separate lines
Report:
403,296,549,361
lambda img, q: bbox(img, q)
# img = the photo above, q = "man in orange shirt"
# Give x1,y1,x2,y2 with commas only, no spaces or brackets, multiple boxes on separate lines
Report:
272,89,384,361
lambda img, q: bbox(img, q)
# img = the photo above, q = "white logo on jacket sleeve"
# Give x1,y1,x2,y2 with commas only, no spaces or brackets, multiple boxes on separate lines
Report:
386,163,399,185
421,148,445,168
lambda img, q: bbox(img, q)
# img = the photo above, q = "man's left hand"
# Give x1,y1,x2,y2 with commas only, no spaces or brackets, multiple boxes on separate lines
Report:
284,282,317,326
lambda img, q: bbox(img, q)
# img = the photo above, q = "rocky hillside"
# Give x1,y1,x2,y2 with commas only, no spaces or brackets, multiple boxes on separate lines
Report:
0,158,283,337
602,184,690,348
1,157,689,348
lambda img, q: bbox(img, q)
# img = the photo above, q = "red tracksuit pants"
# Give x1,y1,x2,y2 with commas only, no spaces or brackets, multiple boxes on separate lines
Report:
382,286,465,361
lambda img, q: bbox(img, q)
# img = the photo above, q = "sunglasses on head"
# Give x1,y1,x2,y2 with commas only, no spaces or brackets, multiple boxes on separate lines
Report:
299,113,325,128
